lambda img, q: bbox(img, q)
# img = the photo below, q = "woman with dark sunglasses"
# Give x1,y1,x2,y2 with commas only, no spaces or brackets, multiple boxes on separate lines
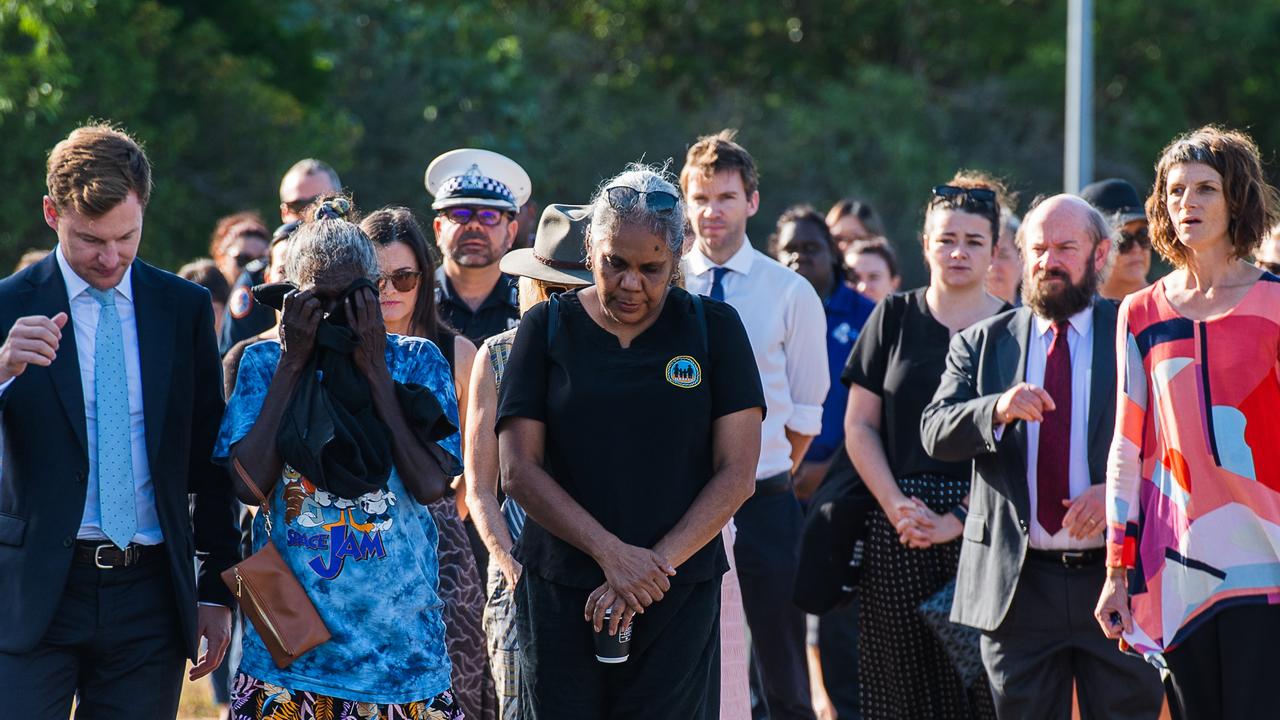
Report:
843,172,1010,719
497,166,765,717
1083,178,1154,301
360,207,497,720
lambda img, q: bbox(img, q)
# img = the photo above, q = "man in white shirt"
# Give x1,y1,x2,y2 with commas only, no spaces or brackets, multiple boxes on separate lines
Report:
680,130,828,720
921,195,1162,718
0,124,239,718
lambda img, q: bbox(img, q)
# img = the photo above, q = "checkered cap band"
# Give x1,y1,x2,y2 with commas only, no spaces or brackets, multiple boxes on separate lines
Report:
438,166,515,206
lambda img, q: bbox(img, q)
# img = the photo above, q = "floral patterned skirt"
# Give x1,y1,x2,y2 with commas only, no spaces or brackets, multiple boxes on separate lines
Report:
230,672,465,720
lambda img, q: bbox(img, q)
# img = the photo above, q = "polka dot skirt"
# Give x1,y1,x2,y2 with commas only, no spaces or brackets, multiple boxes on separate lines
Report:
858,474,996,720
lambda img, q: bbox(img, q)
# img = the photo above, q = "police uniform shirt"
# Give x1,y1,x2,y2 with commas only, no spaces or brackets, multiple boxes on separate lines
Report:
496,287,765,589
434,266,519,345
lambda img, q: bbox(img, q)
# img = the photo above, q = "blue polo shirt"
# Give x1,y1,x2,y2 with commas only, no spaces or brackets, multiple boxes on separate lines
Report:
806,282,876,462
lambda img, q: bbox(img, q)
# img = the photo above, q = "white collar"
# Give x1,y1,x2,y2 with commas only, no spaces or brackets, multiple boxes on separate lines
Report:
685,236,755,277
1032,303,1093,340
55,244,134,304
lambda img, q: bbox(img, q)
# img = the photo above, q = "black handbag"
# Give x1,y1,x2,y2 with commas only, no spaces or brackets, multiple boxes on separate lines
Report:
793,451,877,614
917,580,987,689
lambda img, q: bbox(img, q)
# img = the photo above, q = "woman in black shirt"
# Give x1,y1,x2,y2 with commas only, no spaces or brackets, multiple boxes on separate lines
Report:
842,173,1012,720
497,166,765,718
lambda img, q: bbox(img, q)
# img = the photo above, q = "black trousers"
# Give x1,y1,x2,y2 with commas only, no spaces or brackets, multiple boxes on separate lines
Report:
1163,601,1280,720
980,557,1164,720
734,485,816,720
516,572,721,719
0,550,187,719
818,594,861,720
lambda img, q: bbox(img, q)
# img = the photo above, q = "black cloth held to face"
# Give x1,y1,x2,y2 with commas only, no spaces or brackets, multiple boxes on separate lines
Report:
275,278,459,501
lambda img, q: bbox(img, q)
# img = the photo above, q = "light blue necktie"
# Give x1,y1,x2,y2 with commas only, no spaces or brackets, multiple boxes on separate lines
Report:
709,266,730,302
88,288,137,549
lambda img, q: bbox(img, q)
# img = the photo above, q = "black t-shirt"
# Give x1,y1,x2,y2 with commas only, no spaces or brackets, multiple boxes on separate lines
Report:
435,267,520,344
497,287,765,589
841,288,1010,480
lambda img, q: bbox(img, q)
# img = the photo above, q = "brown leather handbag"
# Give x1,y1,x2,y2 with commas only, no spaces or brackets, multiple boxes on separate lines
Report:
221,458,331,668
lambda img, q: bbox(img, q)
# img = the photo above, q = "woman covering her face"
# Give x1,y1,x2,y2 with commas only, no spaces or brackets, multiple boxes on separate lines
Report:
496,166,765,717
842,172,1010,719
214,198,465,719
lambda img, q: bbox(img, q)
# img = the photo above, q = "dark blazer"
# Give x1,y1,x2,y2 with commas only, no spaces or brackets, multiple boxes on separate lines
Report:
919,299,1117,632
0,253,240,658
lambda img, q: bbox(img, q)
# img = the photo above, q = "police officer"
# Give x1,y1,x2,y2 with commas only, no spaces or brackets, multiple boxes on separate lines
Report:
218,221,298,356
426,149,530,344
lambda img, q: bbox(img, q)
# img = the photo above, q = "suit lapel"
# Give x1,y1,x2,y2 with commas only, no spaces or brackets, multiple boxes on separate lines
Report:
131,262,174,470
24,255,88,455
996,308,1033,518
1086,299,1118,484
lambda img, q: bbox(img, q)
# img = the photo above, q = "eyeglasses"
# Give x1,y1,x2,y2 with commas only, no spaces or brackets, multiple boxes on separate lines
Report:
931,185,998,209
282,196,319,215
605,186,679,215
377,269,422,293
440,206,510,227
1118,226,1151,252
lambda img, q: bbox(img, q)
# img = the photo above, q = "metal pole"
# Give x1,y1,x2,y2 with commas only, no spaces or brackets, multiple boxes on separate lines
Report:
1065,0,1094,193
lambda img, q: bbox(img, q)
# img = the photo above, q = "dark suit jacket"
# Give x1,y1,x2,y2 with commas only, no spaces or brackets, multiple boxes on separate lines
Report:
919,299,1117,632
0,253,240,658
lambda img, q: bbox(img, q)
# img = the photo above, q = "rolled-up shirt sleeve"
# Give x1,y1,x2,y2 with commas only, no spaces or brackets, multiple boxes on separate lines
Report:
783,280,830,435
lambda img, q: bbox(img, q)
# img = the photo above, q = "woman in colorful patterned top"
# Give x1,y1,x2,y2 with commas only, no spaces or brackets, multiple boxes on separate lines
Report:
216,200,464,719
1096,126,1280,719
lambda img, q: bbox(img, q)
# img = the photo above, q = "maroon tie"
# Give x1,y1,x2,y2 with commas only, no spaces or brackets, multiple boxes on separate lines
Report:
1037,321,1072,535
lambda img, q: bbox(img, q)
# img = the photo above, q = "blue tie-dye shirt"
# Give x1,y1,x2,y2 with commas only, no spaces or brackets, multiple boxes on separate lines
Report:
213,335,459,704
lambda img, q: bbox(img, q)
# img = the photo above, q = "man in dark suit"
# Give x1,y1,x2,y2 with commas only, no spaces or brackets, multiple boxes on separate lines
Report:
0,124,241,718
920,195,1163,719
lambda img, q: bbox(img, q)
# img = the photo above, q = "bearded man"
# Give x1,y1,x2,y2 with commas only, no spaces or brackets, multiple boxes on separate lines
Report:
425,148,531,344
919,195,1164,719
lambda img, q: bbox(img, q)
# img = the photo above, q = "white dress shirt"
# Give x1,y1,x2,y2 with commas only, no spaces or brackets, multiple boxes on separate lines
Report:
683,240,829,479
1023,306,1099,550
54,246,162,545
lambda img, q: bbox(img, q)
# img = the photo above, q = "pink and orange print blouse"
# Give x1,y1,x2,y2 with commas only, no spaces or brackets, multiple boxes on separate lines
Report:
1106,273,1280,661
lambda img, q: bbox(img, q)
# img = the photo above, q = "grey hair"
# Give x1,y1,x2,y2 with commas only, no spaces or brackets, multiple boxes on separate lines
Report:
588,163,686,255
284,218,379,287
283,158,342,192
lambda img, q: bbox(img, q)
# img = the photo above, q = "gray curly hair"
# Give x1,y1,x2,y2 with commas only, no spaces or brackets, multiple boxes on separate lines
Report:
284,215,379,287
588,163,686,255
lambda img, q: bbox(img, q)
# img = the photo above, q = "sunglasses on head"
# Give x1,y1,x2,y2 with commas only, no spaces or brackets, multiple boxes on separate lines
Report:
283,196,319,215
440,206,510,227
931,185,998,209
605,186,679,214
1119,226,1151,252
377,269,422,293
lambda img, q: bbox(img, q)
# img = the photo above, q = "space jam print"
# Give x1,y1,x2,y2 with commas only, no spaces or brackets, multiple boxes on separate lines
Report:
279,465,393,581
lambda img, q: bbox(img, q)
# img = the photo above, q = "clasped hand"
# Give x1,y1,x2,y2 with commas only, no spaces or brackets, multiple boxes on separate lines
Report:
891,497,962,549
584,542,676,637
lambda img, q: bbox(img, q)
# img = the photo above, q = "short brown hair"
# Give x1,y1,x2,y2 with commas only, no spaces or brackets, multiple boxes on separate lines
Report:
209,211,269,259
1147,126,1280,267
46,123,152,217
680,129,759,197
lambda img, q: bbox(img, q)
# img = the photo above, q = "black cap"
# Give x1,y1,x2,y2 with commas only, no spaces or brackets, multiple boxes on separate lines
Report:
1079,178,1146,226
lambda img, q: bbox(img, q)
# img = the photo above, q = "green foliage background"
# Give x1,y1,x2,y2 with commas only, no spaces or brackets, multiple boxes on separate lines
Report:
4,0,1280,286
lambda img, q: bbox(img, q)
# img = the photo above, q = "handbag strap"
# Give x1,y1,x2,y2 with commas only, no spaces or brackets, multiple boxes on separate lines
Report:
232,457,274,532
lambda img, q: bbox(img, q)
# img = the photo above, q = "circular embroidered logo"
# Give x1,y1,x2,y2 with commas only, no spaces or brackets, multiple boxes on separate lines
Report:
665,355,701,388
229,286,254,319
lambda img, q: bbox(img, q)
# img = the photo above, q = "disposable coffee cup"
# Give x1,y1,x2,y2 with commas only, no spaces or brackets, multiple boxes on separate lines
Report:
593,608,633,663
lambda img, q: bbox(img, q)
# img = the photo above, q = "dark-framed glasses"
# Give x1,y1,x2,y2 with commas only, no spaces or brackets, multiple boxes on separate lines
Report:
377,269,422,293
605,186,679,214
931,185,998,209
283,195,319,215
1119,226,1151,252
440,206,509,227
